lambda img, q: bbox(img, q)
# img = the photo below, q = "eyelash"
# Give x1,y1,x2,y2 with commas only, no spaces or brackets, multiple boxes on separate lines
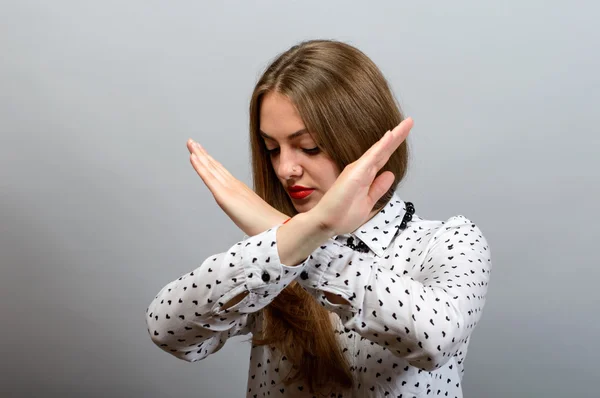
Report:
266,147,321,156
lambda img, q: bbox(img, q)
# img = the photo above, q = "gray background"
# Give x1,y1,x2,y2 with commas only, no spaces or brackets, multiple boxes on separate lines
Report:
1,1,598,397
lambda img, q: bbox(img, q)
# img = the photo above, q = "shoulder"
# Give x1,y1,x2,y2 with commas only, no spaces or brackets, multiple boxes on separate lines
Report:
419,214,491,263
431,214,487,241
407,214,490,253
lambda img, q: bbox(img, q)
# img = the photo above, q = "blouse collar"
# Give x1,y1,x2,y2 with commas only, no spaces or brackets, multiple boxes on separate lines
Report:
335,192,410,258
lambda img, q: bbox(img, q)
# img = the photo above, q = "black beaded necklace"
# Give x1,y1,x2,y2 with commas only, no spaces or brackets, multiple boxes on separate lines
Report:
345,201,415,253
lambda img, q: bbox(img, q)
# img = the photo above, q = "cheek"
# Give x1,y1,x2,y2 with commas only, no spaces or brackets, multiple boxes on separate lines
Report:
326,160,341,178
319,162,340,187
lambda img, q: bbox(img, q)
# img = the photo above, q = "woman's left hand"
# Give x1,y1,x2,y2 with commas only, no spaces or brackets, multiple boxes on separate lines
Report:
310,118,414,236
186,139,289,237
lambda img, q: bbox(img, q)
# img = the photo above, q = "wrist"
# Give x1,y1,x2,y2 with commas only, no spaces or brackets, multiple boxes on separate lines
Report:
303,208,336,239
276,211,333,267
307,203,338,237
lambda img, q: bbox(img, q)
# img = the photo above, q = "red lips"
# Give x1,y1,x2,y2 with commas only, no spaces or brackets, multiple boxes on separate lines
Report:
287,185,315,199
288,185,312,192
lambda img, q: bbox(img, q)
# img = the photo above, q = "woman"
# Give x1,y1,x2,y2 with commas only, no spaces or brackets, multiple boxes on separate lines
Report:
146,40,491,398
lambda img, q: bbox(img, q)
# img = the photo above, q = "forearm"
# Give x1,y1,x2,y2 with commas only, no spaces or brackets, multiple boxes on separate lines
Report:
147,223,315,360
226,212,331,308
244,210,290,237
276,211,333,267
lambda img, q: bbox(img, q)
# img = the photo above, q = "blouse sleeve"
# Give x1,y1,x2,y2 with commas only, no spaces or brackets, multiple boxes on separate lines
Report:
145,223,311,362
296,216,492,371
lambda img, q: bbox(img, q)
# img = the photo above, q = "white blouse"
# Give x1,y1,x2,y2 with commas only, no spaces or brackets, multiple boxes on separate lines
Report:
146,193,492,397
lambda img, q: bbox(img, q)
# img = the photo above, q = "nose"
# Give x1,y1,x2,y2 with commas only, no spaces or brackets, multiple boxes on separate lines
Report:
275,147,302,181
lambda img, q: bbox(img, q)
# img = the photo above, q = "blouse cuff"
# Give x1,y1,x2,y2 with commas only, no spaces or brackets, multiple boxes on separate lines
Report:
296,238,373,311
214,224,311,314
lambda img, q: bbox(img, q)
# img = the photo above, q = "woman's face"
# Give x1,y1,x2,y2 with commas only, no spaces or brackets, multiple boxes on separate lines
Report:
259,91,341,213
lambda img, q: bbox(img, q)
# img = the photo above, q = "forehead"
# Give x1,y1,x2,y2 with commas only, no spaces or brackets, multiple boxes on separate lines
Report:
259,92,308,141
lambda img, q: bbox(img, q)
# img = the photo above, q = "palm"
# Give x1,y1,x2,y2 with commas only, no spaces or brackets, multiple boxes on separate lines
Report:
187,140,288,236
312,118,413,236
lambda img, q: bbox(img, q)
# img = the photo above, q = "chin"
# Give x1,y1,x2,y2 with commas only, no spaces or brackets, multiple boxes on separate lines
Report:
289,191,320,213
294,201,316,213
293,205,308,213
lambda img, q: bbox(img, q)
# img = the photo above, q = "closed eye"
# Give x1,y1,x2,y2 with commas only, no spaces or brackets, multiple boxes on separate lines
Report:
266,147,321,156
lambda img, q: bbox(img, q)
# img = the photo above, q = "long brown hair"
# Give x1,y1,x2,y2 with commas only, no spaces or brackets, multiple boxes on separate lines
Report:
248,39,410,395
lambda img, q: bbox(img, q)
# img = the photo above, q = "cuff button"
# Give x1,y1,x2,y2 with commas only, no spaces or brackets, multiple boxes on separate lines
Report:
261,272,270,282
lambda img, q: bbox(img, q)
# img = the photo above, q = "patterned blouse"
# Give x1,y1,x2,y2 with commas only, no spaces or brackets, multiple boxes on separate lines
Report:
145,192,492,397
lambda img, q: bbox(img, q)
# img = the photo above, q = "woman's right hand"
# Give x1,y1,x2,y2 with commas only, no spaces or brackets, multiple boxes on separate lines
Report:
187,139,289,237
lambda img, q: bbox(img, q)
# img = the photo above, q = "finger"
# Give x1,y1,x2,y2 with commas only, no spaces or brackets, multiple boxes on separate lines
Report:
188,140,224,179
190,151,216,183
190,153,214,191
189,142,238,198
368,170,395,205
192,142,236,183
189,140,230,177
378,117,412,157
187,141,221,185
186,139,195,153
388,117,413,145
363,117,413,170
360,119,407,160
191,153,224,191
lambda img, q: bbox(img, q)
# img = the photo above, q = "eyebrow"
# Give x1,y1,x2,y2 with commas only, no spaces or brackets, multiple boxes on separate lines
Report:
259,129,308,141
